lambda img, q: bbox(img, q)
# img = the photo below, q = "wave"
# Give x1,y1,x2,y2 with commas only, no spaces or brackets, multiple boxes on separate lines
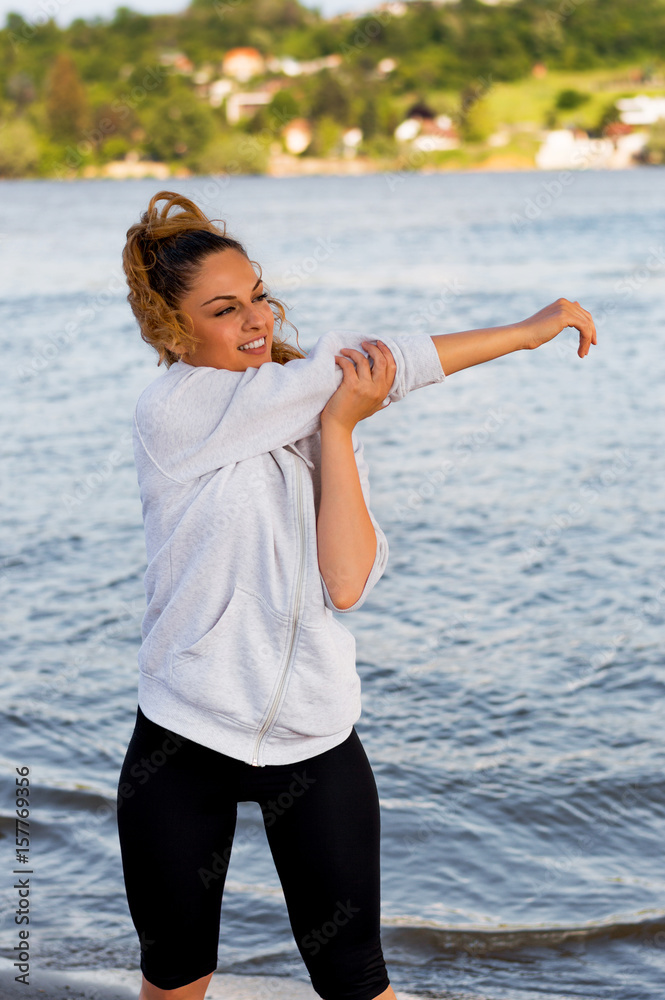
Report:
380,912,665,957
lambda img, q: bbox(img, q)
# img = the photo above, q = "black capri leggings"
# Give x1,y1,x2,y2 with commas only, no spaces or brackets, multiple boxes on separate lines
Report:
116,705,391,999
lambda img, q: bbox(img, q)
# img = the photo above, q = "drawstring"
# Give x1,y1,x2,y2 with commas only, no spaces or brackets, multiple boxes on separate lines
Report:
284,443,315,470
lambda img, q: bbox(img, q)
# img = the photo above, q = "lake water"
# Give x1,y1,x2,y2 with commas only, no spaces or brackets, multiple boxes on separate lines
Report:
1,168,664,1000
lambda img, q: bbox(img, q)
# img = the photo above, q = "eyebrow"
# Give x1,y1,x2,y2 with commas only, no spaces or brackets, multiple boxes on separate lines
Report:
200,276,263,307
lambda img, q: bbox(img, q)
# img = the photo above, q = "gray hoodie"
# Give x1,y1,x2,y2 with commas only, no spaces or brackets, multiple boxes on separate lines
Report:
132,329,445,765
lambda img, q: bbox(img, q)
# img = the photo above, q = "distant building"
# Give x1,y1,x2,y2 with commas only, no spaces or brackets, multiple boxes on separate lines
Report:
377,57,397,74
535,128,646,170
342,127,363,157
225,90,272,124
616,95,665,126
265,54,342,77
158,51,194,74
266,55,302,77
222,47,265,83
394,118,421,142
373,1,407,14
405,100,436,121
283,118,312,154
208,79,233,108
394,110,459,149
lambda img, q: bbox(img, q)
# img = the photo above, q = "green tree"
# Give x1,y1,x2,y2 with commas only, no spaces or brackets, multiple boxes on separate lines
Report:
642,119,665,164
267,89,300,130
460,97,495,143
359,96,378,140
308,70,350,126
141,90,215,162
555,88,590,110
596,100,621,133
192,130,270,175
308,114,342,157
45,52,88,143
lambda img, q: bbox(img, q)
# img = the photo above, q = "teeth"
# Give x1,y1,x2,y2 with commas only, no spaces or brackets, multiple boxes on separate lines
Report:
238,337,265,351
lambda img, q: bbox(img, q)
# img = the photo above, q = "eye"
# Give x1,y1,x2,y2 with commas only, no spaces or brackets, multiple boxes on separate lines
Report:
215,292,269,317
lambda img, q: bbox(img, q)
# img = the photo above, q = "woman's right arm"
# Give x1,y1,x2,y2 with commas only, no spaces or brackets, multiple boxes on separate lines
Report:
135,329,445,481
430,298,597,376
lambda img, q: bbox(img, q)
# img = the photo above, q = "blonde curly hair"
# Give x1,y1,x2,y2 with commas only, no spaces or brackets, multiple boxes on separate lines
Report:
122,190,306,368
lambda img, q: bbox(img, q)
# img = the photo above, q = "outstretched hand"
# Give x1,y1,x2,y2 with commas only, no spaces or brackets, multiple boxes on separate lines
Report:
520,298,597,358
321,340,397,433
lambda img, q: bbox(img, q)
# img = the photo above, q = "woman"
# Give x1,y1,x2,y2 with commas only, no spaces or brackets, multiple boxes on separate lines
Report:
117,191,596,1000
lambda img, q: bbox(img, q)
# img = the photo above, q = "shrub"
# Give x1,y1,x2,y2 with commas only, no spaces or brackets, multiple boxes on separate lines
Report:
0,118,40,177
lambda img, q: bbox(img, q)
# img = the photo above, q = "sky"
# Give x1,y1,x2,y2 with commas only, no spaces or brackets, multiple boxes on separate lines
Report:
0,0,370,26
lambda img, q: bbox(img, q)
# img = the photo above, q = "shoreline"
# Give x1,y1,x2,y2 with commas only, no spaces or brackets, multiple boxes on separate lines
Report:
1,153,647,184
0,960,422,1000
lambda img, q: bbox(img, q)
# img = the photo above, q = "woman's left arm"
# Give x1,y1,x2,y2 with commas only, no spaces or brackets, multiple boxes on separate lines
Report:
431,298,597,375
317,422,378,610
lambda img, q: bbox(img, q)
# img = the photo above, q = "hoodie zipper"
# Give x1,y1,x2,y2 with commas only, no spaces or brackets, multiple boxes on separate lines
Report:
251,453,306,766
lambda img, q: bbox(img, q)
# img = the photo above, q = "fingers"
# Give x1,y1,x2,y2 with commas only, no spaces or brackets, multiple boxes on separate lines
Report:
564,299,597,359
338,347,371,374
339,341,396,376
334,354,358,380
368,339,397,372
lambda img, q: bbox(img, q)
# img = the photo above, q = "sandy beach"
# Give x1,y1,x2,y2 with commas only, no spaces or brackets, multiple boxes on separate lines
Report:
0,960,422,1000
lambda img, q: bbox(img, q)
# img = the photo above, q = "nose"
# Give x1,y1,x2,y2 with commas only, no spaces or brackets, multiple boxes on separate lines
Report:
245,301,269,329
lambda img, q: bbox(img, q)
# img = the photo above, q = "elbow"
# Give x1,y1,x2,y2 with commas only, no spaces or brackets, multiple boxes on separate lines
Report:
322,575,364,611
328,587,362,611
320,565,368,612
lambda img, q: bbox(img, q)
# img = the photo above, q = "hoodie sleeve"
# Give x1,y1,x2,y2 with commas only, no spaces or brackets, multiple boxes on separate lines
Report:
319,430,389,614
134,329,445,483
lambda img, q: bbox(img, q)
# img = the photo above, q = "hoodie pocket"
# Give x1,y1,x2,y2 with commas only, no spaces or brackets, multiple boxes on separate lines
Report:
170,586,291,729
271,614,361,737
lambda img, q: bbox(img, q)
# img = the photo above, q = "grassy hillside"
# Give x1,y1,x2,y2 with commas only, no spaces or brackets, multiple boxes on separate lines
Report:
1,0,664,177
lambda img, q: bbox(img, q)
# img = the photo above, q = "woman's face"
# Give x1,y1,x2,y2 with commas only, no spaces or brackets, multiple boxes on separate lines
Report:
177,249,275,370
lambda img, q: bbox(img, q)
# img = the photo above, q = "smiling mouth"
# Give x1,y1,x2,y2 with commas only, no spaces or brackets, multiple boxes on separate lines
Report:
238,336,267,351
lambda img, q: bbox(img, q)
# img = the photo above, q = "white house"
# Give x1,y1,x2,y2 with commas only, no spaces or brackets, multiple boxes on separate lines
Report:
225,91,272,125
616,95,665,126
535,128,645,170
